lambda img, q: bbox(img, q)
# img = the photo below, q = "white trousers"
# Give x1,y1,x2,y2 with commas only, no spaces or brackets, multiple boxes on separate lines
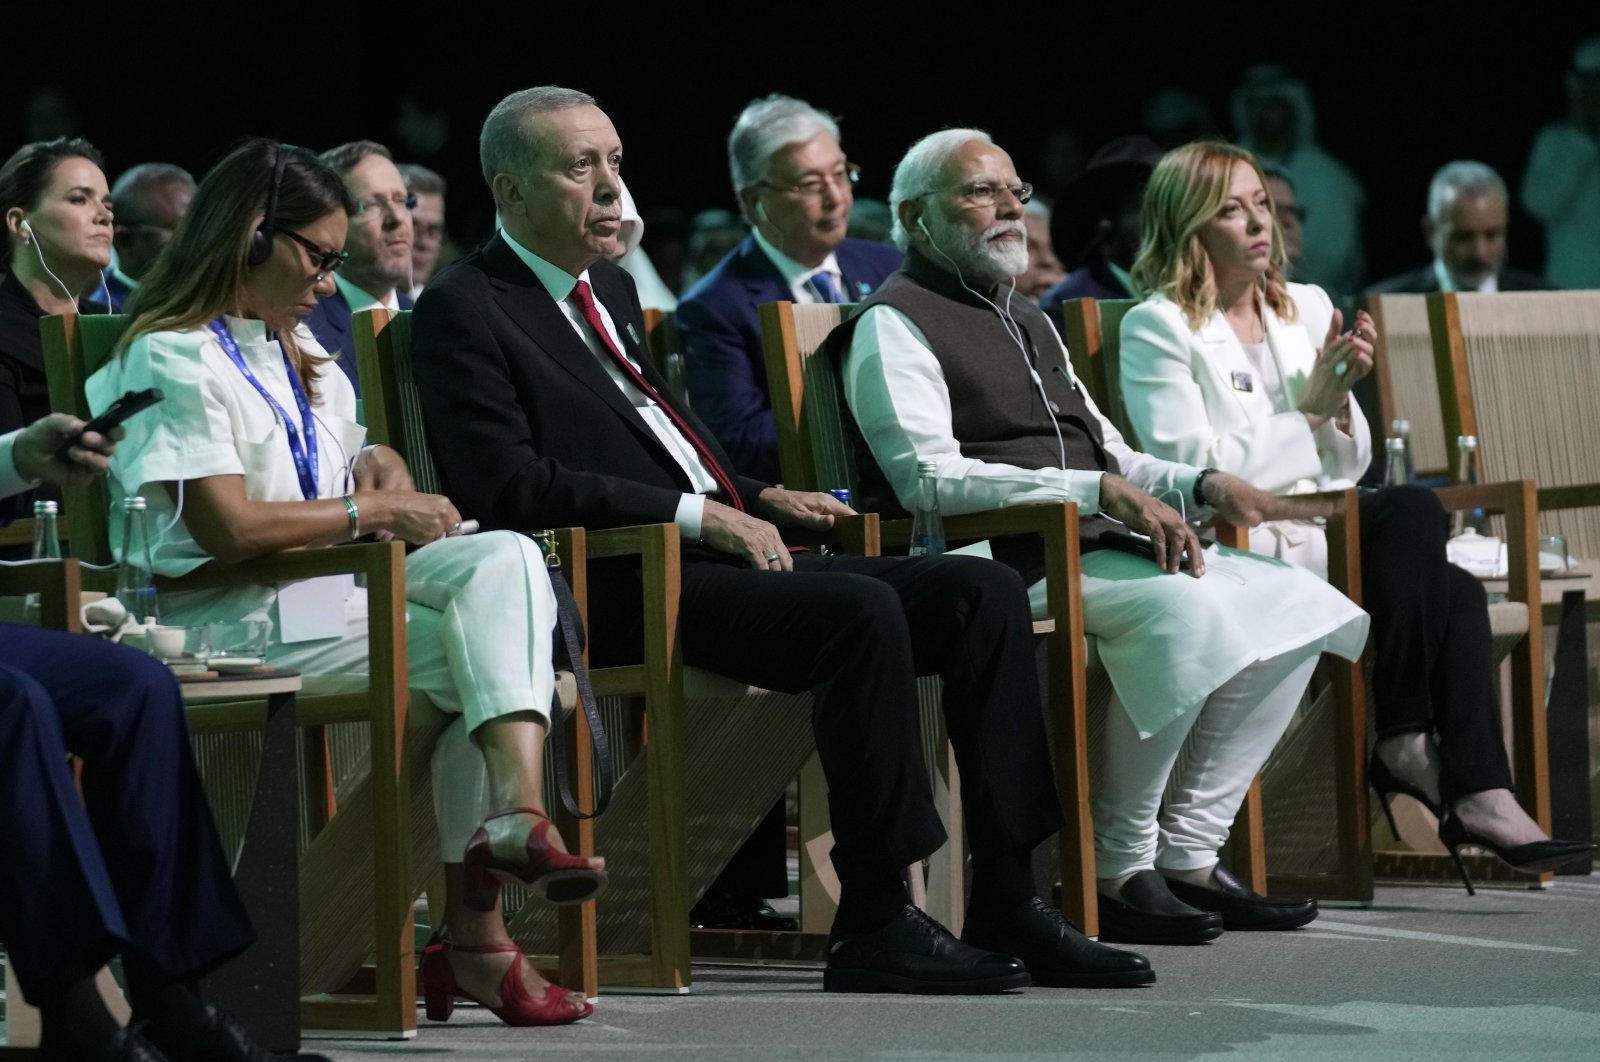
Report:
1091,643,1320,878
260,531,558,862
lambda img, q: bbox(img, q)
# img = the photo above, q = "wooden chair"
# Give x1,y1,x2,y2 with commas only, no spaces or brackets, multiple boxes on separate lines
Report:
354,307,878,988
1058,298,1139,440
1423,289,1600,881
1062,296,1366,901
1365,293,1451,480
759,299,1103,932
41,313,418,1038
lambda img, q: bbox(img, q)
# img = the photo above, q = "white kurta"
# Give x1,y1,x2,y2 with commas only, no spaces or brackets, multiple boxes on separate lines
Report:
1118,283,1371,579
843,303,1367,738
88,320,558,858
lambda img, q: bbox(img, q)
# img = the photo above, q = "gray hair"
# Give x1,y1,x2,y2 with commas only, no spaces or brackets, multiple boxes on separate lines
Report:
110,161,194,216
398,162,446,197
320,139,393,177
888,128,993,251
727,94,840,208
1427,160,1507,220
480,86,598,186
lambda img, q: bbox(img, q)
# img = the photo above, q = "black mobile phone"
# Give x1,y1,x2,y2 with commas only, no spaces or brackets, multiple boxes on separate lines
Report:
1099,528,1194,570
57,387,164,456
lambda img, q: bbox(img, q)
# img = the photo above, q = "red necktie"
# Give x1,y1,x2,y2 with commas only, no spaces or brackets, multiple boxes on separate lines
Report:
569,280,745,511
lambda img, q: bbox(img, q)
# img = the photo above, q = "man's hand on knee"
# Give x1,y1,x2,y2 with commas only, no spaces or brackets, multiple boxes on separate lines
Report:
702,500,793,571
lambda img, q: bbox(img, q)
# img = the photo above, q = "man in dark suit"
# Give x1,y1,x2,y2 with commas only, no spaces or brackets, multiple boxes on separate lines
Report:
103,162,194,311
1367,161,1547,294
411,85,1153,994
303,141,416,397
678,94,901,484
0,412,326,1062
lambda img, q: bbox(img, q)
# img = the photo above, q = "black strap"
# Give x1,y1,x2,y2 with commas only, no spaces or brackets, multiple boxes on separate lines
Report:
545,560,613,819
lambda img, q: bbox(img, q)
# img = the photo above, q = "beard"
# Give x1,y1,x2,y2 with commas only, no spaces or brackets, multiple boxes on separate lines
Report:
928,215,1029,286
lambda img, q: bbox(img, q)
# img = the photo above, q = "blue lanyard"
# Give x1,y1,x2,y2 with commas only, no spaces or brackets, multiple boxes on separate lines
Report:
208,319,320,500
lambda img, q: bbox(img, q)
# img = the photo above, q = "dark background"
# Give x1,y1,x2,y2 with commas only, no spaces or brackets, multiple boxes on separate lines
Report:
6,16,1598,290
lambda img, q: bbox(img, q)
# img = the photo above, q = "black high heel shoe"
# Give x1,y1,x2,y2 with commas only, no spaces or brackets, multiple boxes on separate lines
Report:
1368,751,1444,841
1436,809,1596,896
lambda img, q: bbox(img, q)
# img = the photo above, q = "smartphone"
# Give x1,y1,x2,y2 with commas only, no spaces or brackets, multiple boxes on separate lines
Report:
1099,528,1193,570
57,387,164,456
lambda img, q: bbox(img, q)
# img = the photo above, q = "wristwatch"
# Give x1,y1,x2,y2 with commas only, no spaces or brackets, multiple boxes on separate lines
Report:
1193,467,1222,509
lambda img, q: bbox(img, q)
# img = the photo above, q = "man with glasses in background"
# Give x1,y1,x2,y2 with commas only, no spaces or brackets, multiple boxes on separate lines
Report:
678,94,901,485
399,162,451,298
305,140,416,396
103,163,194,309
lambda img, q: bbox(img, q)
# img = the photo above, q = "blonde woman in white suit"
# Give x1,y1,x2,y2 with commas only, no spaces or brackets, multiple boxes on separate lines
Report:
1119,141,1591,889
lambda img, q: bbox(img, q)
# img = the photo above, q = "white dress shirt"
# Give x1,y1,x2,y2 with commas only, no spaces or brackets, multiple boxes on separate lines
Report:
500,231,716,539
1431,258,1498,294
334,273,402,312
0,430,36,499
752,228,845,305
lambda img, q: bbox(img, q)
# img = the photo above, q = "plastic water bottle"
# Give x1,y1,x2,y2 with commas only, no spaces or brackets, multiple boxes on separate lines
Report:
1383,437,1409,488
116,496,161,624
908,460,945,557
1387,419,1414,483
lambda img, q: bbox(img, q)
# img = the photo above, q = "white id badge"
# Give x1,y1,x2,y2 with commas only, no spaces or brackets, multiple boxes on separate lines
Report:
276,575,354,643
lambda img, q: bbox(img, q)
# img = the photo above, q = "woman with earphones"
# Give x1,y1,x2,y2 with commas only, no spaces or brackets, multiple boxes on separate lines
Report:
87,138,604,1029
1118,140,1593,890
0,138,114,519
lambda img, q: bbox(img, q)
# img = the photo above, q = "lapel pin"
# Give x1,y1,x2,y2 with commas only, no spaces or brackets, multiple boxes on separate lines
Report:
625,322,642,345
1231,370,1254,392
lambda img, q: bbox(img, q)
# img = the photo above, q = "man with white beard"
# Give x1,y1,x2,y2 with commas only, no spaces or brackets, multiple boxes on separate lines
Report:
834,129,1369,948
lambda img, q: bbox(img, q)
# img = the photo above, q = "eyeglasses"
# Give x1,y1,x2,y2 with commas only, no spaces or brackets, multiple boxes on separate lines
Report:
281,229,347,278
922,180,1034,208
758,162,860,201
352,192,418,218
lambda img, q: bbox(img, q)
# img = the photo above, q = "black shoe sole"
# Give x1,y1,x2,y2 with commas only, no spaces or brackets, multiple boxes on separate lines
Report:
1216,908,1319,932
822,968,1032,994
1027,966,1157,988
1096,919,1223,946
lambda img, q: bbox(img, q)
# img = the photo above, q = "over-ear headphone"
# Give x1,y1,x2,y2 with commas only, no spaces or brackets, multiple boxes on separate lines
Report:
247,143,291,267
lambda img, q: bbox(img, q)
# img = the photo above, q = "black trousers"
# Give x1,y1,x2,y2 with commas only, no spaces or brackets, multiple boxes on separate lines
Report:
1360,486,1514,798
589,552,1064,893
0,624,254,996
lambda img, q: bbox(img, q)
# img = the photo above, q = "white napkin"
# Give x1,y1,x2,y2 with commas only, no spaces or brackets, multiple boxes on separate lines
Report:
1446,531,1507,578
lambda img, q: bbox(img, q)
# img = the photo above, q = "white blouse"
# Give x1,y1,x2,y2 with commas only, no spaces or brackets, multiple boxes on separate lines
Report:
87,318,366,620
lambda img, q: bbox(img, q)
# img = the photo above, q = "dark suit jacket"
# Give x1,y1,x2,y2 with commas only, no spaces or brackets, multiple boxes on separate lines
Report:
304,286,414,398
410,234,766,538
1365,264,1549,295
677,234,901,483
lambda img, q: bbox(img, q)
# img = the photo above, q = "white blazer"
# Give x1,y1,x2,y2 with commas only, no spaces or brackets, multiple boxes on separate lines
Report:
1118,282,1372,577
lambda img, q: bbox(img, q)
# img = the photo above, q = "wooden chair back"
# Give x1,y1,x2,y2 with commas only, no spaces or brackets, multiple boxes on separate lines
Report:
41,313,129,567
1365,293,1450,479
1431,291,1600,563
1059,298,1138,440
758,301,854,495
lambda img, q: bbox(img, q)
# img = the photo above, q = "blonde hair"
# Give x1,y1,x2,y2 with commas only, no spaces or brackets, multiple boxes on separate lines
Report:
118,139,353,404
1129,141,1294,331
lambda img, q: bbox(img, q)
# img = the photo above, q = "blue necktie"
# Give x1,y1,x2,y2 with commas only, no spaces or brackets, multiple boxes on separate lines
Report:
809,271,844,304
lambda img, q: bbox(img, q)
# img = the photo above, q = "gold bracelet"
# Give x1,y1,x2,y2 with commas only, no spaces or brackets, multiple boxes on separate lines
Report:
343,495,361,540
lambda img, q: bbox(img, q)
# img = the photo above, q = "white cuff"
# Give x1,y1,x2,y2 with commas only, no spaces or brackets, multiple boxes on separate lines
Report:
674,493,706,542
0,430,40,501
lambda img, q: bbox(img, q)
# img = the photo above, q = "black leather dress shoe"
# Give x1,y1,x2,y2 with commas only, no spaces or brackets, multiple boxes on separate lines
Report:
49,1026,170,1062
690,888,799,931
145,1003,331,1062
825,905,1031,994
963,896,1155,988
1097,870,1224,945
1162,863,1318,931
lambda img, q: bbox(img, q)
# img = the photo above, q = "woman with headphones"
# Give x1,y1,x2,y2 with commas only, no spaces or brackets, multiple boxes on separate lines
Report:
88,138,603,1028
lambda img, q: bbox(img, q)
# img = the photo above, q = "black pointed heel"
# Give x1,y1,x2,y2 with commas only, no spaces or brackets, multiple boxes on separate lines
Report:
1437,808,1596,897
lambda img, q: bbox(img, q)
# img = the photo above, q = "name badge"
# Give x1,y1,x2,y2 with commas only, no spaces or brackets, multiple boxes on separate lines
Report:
1231,370,1254,392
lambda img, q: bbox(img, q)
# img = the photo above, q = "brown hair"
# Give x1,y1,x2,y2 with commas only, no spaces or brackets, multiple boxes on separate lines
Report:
118,139,354,403
1129,141,1294,331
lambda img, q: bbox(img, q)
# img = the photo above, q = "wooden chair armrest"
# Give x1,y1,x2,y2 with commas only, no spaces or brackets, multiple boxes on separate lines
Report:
1535,482,1600,513
576,522,682,561
0,558,82,631
1432,479,1541,606
783,513,879,555
156,540,408,593
1431,479,1533,517
880,501,1080,549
